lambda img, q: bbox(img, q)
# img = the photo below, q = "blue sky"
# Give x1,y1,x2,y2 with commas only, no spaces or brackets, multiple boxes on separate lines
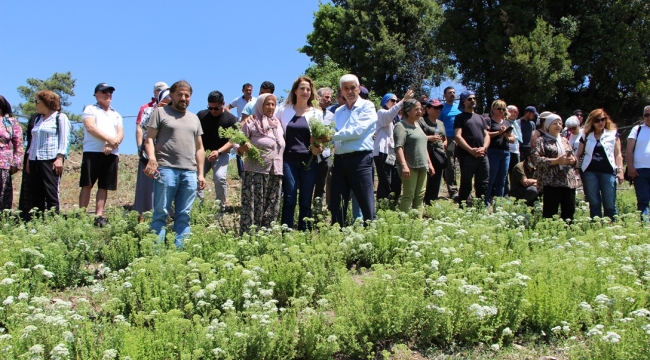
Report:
1,0,461,154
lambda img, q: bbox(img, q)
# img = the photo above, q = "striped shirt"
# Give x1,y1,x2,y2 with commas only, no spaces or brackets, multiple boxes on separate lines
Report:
28,112,71,161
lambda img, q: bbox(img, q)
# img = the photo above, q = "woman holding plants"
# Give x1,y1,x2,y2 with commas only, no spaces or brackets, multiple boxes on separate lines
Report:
0,95,23,211
394,99,435,214
275,76,323,230
485,99,515,205
419,98,447,203
533,114,579,220
238,94,285,234
575,109,623,220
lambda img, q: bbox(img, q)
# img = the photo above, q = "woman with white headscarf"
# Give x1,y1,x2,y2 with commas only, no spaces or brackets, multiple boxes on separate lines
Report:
532,114,580,220
238,94,285,234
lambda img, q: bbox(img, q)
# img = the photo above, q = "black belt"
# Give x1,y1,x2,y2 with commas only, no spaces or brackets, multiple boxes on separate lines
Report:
335,150,371,159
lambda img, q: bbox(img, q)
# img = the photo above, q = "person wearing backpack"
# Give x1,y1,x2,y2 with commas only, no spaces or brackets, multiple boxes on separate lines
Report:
25,90,70,216
626,106,650,221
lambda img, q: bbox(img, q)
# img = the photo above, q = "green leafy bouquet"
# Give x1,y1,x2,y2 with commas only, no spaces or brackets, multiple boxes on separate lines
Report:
218,123,264,164
308,100,335,148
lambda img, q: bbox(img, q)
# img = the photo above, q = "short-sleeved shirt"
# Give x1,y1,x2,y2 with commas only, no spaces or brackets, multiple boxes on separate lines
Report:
629,124,650,169
196,109,237,151
488,118,512,150
510,161,534,193
440,103,461,139
229,96,257,119
394,120,429,170
146,106,203,171
241,101,255,116
82,104,123,154
454,112,487,157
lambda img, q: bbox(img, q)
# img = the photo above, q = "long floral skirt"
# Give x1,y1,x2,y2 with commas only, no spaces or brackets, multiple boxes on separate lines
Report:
240,170,282,235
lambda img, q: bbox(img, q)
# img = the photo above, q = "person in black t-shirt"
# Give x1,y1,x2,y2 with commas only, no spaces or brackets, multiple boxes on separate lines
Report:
196,90,238,212
485,99,515,204
453,91,490,206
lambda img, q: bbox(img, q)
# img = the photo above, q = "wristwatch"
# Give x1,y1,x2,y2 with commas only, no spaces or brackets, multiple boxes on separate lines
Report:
217,150,221,156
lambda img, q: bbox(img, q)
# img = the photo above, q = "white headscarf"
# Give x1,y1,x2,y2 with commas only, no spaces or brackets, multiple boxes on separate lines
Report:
544,114,566,167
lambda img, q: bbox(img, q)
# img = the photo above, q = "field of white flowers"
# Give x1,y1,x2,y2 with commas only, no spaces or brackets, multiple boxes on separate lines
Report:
0,191,649,359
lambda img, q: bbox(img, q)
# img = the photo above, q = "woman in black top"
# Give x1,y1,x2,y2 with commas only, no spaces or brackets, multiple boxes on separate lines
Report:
419,99,447,203
485,99,515,205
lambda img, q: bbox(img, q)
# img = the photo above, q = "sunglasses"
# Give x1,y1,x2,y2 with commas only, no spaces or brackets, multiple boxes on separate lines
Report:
596,117,607,123
567,126,577,130
100,90,113,94
466,97,476,101
207,106,223,111
388,99,398,103
576,114,583,117
494,107,506,111
644,113,650,118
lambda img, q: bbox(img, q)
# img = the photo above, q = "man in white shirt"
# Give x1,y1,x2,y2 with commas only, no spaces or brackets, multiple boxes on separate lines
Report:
330,74,377,227
225,83,256,119
79,83,124,227
627,105,650,221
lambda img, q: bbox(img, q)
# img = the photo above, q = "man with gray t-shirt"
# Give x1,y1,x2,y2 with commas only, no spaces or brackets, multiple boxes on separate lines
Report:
144,80,206,247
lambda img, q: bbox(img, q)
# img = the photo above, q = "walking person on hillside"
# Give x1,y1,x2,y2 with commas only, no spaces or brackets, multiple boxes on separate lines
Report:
533,114,579,220
0,95,23,211
275,76,323,230
330,74,377,227
454,91,490,206
134,83,168,220
575,109,623,220
143,80,206,247
238,94,285,234
196,90,238,213
79,83,124,227
394,99,435,214
625,106,650,222
440,87,461,201
374,90,414,205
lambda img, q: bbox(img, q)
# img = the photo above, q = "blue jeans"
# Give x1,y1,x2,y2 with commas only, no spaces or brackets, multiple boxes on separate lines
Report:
486,148,510,204
634,168,650,221
282,159,319,230
582,171,618,219
151,167,198,247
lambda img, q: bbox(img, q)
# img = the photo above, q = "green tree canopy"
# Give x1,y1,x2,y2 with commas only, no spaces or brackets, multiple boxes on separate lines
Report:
438,0,650,120
301,0,451,97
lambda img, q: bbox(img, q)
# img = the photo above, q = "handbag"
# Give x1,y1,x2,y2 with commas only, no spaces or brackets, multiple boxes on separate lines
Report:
624,125,642,184
430,146,449,170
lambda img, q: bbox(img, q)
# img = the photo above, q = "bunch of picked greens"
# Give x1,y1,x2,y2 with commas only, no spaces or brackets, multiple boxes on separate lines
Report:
308,100,335,147
218,123,264,164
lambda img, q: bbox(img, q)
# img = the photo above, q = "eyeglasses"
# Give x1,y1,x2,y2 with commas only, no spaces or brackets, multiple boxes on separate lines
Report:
567,126,577,131
101,90,113,94
494,107,506,111
596,117,607,123
389,99,398,103
467,97,476,101
207,106,223,111
576,113,583,117
644,113,650,118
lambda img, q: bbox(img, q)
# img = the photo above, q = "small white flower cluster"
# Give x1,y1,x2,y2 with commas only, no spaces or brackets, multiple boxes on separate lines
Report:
468,303,498,320
458,284,482,295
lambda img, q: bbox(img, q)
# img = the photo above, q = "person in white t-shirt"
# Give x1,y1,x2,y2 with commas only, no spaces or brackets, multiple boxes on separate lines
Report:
79,83,124,227
626,105,650,221
225,83,256,119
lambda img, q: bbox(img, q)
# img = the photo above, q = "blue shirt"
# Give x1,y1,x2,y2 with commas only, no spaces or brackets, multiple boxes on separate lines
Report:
332,98,377,154
440,102,461,138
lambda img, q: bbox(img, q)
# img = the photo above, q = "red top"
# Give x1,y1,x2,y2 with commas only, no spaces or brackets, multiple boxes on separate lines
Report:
136,98,156,125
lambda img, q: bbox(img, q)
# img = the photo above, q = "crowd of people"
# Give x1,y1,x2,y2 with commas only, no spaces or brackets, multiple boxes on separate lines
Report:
1,74,649,247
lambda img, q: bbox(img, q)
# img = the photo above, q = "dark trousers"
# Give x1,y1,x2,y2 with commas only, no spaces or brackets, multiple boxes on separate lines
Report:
236,155,244,178
28,159,61,214
542,186,576,220
510,185,538,206
458,152,489,205
504,152,520,195
374,153,401,202
424,166,443,204
330,151,375,227
443,140,459,198
313,157,330,204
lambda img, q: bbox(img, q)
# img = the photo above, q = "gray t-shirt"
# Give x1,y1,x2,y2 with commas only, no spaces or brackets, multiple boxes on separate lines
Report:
146,106,203,171
394,120,429,170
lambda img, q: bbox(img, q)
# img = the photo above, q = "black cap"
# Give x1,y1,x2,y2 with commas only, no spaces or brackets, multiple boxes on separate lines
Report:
94,83,115,94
